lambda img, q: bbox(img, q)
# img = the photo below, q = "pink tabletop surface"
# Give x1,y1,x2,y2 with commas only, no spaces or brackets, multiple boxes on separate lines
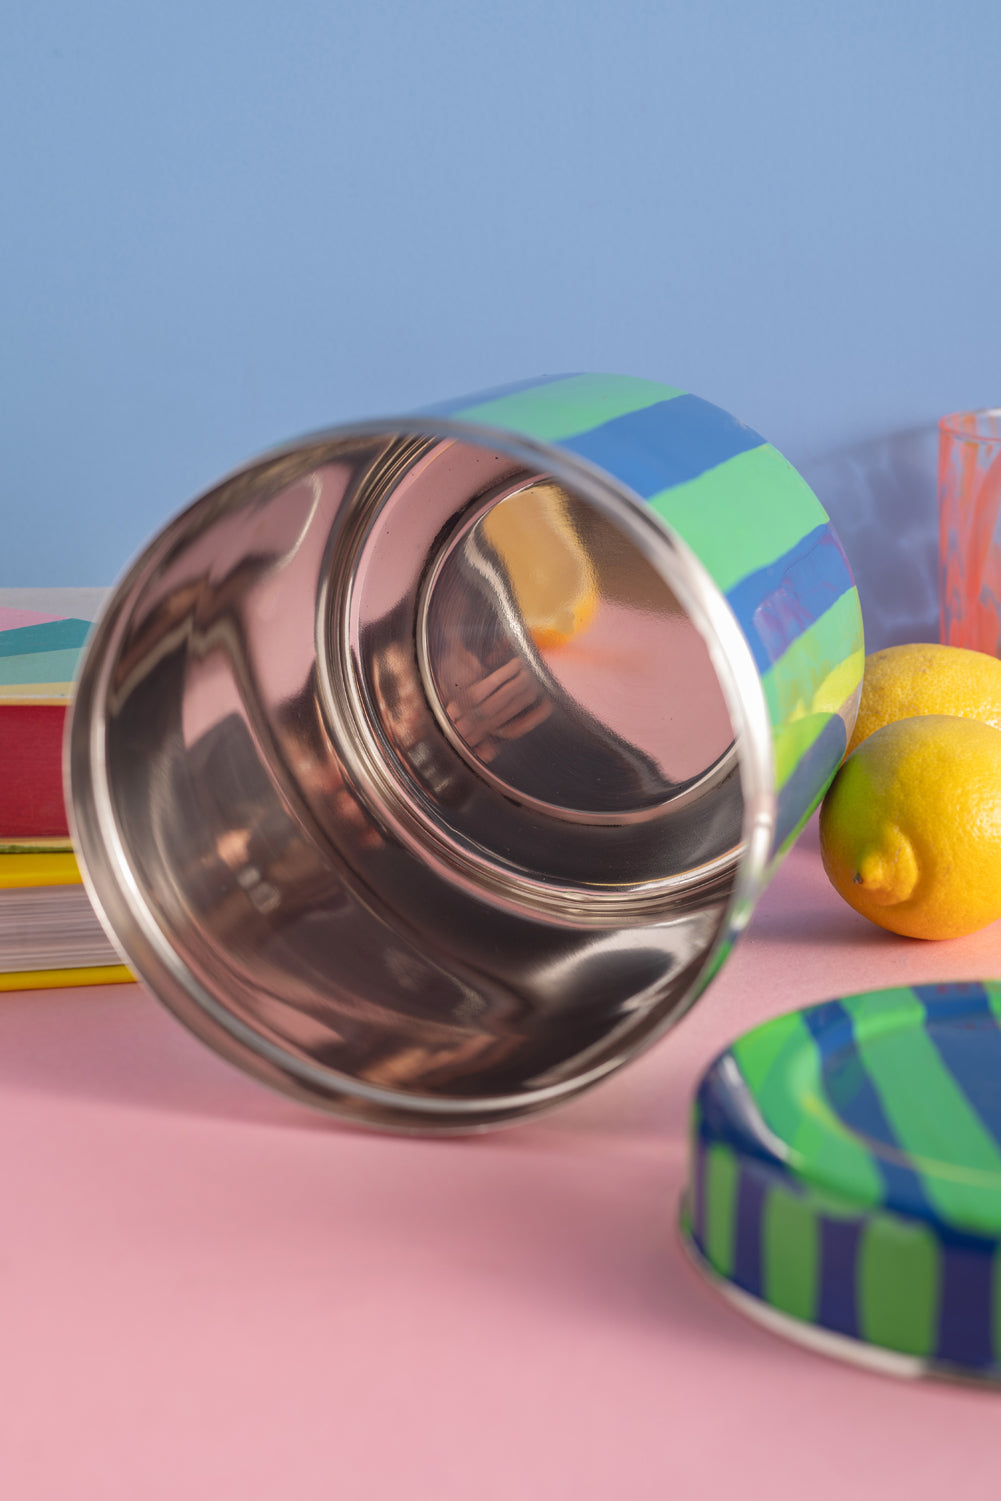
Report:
2,818,999,1499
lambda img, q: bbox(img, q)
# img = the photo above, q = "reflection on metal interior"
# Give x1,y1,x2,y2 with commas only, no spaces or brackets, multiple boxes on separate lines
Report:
68,424,755,1131
326,439,745,920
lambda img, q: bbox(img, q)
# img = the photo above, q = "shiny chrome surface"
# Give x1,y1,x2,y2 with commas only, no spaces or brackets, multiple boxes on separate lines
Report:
68,421,773,1131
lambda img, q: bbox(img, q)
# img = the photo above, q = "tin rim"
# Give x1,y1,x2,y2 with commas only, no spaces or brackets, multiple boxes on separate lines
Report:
66,413,776,1131
678,1216,1000,1389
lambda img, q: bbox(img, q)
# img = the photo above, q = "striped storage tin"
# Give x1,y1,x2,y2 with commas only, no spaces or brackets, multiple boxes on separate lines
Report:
68,372,864,1129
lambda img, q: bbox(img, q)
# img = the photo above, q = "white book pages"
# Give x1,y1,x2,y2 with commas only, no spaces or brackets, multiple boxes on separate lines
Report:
0,885,122,972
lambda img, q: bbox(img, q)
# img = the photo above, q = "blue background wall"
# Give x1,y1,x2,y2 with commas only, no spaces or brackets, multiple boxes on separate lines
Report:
4,1,1000,646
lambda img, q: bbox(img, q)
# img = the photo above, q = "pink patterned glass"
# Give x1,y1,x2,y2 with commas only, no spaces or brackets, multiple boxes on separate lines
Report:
939,408,1001,654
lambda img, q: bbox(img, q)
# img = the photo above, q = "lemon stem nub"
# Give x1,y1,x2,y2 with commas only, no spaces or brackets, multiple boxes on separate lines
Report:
855,826,919,906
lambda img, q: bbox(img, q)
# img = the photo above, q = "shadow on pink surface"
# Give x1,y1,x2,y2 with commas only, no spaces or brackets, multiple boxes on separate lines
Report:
0,1017,780,1358
0,985,320,1129
1,818,998,1139
2,812,1001,1501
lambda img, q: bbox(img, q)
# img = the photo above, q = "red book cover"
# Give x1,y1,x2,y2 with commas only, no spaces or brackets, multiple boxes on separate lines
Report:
0,590,107,848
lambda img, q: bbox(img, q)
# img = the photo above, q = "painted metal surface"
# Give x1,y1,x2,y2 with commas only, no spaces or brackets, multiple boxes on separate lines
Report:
684,980,1001,1381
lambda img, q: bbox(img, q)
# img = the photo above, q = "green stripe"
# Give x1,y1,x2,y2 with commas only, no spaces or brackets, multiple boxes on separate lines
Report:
843,987,1001,1234
762,1186,819,1322
0,646,82,688
857,1215,939,1357
761,590,864,737
772,711,834,789
451,373,683,444
703,1143,739,1276
648,444,828,594
985,982,1001,1025
732,1011,804,1097
732,1016,882,1210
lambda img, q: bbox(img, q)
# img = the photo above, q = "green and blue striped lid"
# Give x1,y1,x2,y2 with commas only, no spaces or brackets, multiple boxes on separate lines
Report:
684,981,1001,1382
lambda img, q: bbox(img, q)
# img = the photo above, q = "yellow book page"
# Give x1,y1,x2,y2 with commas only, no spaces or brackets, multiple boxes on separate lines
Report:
0,851,83,888
0,838,75,854
0,686,75,703
0,964,133,991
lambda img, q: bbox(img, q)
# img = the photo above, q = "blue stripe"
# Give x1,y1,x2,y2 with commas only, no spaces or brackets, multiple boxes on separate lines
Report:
418,373,578,418
696,1057,789,1171
692,1136,708,1247
936,1234,997,1370
817,1216,863,1340
732,1166,767,1298
560,394,765,499
774,713,846,851
726,525,854,675
801,1000,939,1222
0,618,91,657
912,983,1001,1155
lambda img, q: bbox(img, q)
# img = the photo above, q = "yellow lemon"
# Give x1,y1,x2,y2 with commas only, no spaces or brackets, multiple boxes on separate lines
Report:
482,482,597,651
847,641,1001,755
819,714,1001,939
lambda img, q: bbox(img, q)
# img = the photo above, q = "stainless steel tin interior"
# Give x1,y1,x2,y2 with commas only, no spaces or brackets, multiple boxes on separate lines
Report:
67,412,779,1131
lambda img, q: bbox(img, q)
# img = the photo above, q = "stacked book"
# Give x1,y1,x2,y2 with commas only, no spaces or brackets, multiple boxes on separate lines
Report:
0,588,130,990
